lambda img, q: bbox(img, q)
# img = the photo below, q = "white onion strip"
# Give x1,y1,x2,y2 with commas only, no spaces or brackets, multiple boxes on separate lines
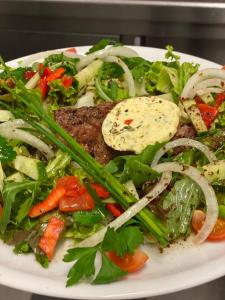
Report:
25,72,41,89
153,162,218,244
0,127,54,159
196,87,224,96
181,68,225,99
104,55,136,97
0,119,29,129
195,78,225,91
151,138,217,167
77,46,138,71
76,172,171,248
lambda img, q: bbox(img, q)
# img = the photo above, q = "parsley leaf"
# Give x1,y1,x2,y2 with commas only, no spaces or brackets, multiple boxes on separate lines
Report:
102,227,144,257
0,136,16,163
93,253,127,284
65,247,98,286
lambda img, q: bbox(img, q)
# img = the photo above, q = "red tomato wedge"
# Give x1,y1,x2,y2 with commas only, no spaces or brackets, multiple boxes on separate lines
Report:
56,176,81,197
39,217,64,261
42,67,52,78
192,210,225,241
196,102,218,128
29,186,66,218
106,203,124,217
39,78,48,99
62,75,73,88
215,92,225,109
91,183,110,199
124,119,133,125
106,249,149,273
46,68,65,83
24,70,35,81
59,193,95,212
66,47,77,53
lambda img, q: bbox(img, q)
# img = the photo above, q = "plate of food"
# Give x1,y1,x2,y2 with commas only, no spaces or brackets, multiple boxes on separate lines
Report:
0,40,225,299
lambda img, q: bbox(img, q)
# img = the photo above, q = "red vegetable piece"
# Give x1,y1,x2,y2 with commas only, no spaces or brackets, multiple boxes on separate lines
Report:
29,186,66,218
0,203,3,216
46,68,65,83
42,67,52,78
38,63,44,72
196,102,218,128
39,78,48,99
56,176,81,197
215,92,225,109
39,217,65,260
91,183,110,199
66,48,77,53
106,203,124,217
24,70,36,81
59,193,95,212
124,119,133,125
62,75,73,88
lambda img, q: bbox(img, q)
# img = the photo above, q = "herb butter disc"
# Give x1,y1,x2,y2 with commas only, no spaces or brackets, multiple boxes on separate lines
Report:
102,96,180,154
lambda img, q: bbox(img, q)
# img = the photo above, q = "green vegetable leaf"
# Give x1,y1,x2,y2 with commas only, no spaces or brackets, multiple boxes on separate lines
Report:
46,150,71,179
93,252,127,284
15,197,34,224
0,181,38,233
65,247,97,286
165,45,180,61
0,136,16,163
13,241,31,254
86,39,120,55
163,177,203,240
35,252,49,268
102,227,144,257
123,57,151,83
73,210,103,226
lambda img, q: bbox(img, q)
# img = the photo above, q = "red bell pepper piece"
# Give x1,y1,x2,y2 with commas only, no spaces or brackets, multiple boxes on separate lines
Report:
196,102,218,128
0,203,3,216
29,186,66,218
59,193,95,212
56,176,81,197
38,63,44,72
215,92,225,109
66,47,77,53
124,119,133,125
62,75,73,88
24,70,36,81
39,217,64,261
91,183,110,199
39,78,48,99
106,203,124,217
42,67,52,78
46,68,65,83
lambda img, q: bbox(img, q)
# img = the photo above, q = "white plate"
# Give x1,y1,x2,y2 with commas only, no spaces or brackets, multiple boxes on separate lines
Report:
1,46,223,299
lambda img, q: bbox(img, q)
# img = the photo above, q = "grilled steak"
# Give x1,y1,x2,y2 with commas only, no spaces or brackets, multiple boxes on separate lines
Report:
172,123,197,155
55,102,117,164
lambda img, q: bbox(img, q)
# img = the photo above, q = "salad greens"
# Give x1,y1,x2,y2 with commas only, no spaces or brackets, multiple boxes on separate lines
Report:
0,39,224,287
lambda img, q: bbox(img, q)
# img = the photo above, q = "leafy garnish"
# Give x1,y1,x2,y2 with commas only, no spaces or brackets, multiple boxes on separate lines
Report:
86,39,121,55
64,226,144,286
0,136,16,163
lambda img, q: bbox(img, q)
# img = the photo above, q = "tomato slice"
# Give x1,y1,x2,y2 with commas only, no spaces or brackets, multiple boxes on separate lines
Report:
192,210,225,241
66,47,77,53
56,176,81,196
24,70,35,81
196,102,218,128
39,217,64,261
59,193,95,212
62,75,73,88
106,203,123,217
215,92,225,109
46,68,65,83
91,183,110,199
39,78,48,99
106,249,149,273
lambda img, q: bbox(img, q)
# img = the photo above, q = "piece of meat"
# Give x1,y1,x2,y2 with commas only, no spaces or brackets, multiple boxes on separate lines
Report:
172,123,197,155
55,102,117,164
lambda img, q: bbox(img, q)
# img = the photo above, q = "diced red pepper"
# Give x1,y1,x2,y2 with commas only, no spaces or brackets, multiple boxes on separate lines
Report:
91,183,110,199
106,203,124,217
215,92,225,109
66,47,77,53
39,217,64,261
62,75,73,88
39,78,48,99
196,102,218,128
56,176,81,197
0,203,3,216
46,68,65,83
124,119,133,125
59,193,95,212
42,67,52,78
24,70,36,81
38,63,44,72
29,186,66,218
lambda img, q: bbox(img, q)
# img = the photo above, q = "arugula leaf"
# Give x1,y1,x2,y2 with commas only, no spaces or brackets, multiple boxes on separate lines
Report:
35,252,49,268
86,39,121,55
46,150,71,179
93,253,127,284
13,241,31,254
98,62,124,80
65,247,97,286
15,197,34,224
0,136,16,163
102,227,144,257
0,181,37,233
73,210,103,226
163,177,203,240
48,79,77,104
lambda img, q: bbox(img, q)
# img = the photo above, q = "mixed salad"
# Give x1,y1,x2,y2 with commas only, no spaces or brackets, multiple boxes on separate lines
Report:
0,39,225,286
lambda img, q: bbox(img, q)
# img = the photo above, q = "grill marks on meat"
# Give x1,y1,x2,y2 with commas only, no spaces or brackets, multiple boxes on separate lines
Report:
55,102,117,164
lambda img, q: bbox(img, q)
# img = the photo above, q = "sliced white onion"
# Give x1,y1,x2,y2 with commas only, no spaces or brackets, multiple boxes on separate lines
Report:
0,119,29,129
181,68,225,99
152,162,218,244
25,72,40,89
151,138,217,167
76,172,171,248
0,127,54,159
63,51,84,60
77,46,138,71
19,49,64,67
104,55,136,97
74,91,95,108
196,87,224,96
195,78,225,91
